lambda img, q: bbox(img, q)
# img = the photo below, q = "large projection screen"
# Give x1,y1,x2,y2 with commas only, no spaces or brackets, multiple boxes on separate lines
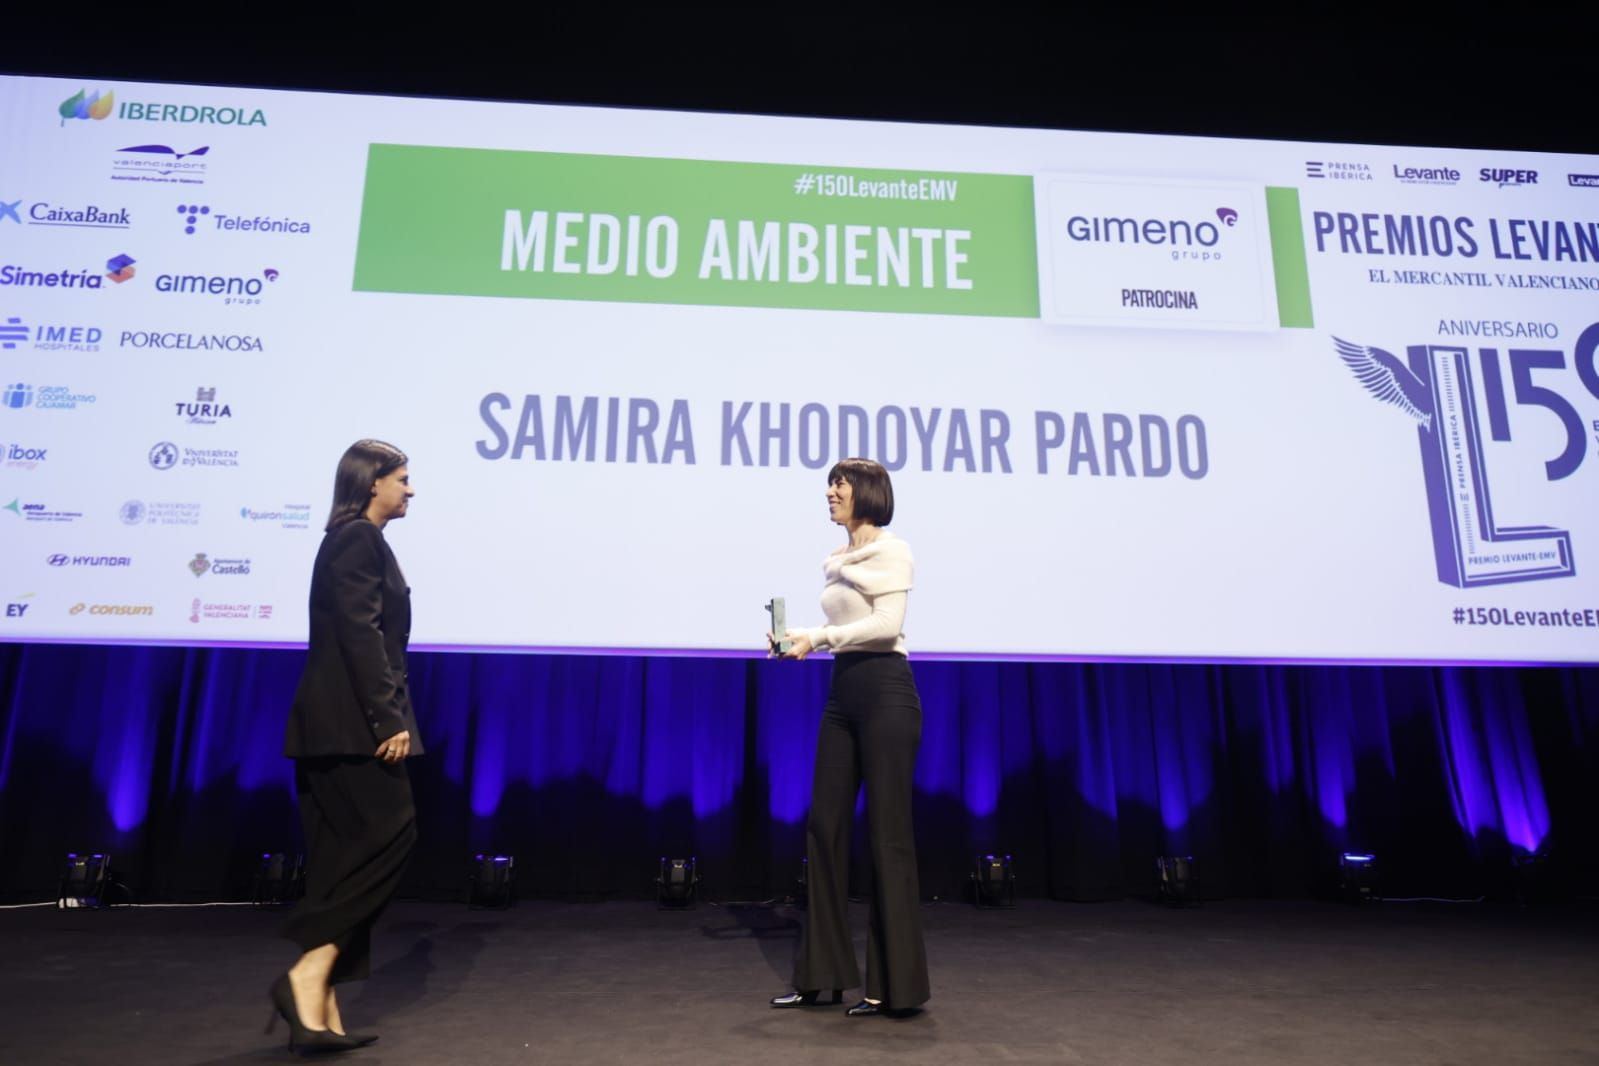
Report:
3,75,1598,664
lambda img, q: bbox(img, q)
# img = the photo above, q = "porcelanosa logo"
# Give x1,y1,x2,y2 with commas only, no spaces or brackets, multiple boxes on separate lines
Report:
1334,323,1599,587
2,198,132,230
111,145,210,186
153,267,279,305
120,328,264,353
1,315,103,352
59,89,267,128
177,204,311,237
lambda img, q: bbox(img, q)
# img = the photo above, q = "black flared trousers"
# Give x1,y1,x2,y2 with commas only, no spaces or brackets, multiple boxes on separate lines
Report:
282,756,417,984
793,652,930,1009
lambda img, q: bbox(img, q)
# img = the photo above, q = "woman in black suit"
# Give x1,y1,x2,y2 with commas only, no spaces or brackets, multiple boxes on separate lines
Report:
271,439,420,1053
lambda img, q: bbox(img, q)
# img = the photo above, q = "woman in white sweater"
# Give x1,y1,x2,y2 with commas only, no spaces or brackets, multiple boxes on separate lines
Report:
769,458,930,1017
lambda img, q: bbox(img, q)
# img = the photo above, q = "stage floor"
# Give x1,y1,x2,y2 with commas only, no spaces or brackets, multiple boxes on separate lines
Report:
0,896,1594,1065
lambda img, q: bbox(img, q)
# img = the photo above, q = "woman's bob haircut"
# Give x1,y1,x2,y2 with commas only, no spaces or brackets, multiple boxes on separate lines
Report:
325,439,408,532
827,457,894,526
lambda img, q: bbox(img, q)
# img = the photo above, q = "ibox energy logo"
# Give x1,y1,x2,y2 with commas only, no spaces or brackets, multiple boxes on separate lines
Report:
1334,323,1599,587
1033,175,1282,330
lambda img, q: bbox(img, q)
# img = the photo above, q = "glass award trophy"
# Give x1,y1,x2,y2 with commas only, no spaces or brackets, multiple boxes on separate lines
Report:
766,597,792,655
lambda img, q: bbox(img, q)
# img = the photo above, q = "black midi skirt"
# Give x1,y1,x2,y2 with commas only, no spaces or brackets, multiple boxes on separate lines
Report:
282,756,417,983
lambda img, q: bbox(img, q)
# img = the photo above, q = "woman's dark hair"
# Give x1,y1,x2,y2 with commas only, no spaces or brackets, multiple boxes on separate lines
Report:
827,457,894,526
325,439,408,531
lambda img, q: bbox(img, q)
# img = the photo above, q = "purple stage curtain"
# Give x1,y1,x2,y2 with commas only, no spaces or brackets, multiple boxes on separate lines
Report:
2,643,1595,903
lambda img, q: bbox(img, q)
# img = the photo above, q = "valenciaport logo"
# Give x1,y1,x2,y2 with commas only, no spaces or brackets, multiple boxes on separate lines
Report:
241,504,312,529
3,441,49,468
189,552,252,577
1,198,132,230
4,498,83,524
153,266,279,305
59,89,267,128
1568,174,1599,189
1392,164,1461,186
175,386,233,424
120,499,200,526
176,204,312,237
1,315,102,352
69,602,154,617
1306,160,1373,182
119,328,263,353
4,383,96,411
47,553,131,568
1480,166,1539,188
111,145,210,186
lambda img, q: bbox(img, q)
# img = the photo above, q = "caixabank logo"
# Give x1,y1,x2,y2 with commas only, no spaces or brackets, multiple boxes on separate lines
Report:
1034,174,1284,330
1334,322,1599,587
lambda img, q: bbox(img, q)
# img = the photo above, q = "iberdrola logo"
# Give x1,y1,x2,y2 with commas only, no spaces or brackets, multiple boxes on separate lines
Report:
59,89,115,126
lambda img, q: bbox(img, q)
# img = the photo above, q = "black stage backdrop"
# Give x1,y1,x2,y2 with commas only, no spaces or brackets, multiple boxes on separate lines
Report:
3,644,1596,904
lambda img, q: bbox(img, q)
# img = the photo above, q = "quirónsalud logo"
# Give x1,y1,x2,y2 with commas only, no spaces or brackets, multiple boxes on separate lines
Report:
1335,325,1599,587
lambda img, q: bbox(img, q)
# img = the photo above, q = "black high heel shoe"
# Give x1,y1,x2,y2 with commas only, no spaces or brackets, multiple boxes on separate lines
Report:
770,989,843,1008
267,974,361,1053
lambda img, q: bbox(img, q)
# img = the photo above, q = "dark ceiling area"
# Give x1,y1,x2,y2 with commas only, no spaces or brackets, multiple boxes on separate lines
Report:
8,16,1597,154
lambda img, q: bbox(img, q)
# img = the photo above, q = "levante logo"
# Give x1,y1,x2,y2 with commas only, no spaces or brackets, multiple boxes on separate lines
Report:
59,89,267,128
1335,323,1599,587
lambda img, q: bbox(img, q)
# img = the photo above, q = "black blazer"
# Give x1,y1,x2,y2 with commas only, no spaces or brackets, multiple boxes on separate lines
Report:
284,518,424,758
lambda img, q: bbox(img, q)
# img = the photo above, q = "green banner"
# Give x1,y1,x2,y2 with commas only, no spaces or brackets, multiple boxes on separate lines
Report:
353,145,1039,318
1266,186,1314,329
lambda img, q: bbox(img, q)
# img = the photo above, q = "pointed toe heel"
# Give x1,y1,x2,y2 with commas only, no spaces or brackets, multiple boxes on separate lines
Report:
770,989,843,1007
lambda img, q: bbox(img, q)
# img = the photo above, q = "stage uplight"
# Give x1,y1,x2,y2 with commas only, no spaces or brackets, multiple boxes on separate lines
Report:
58,853,112,909
971,853,1016,908
656,857,700,909
468,854,516,909
1338,852,1380,903
252,853,305,906
1510,852,1554,906
1155,856,1198,905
